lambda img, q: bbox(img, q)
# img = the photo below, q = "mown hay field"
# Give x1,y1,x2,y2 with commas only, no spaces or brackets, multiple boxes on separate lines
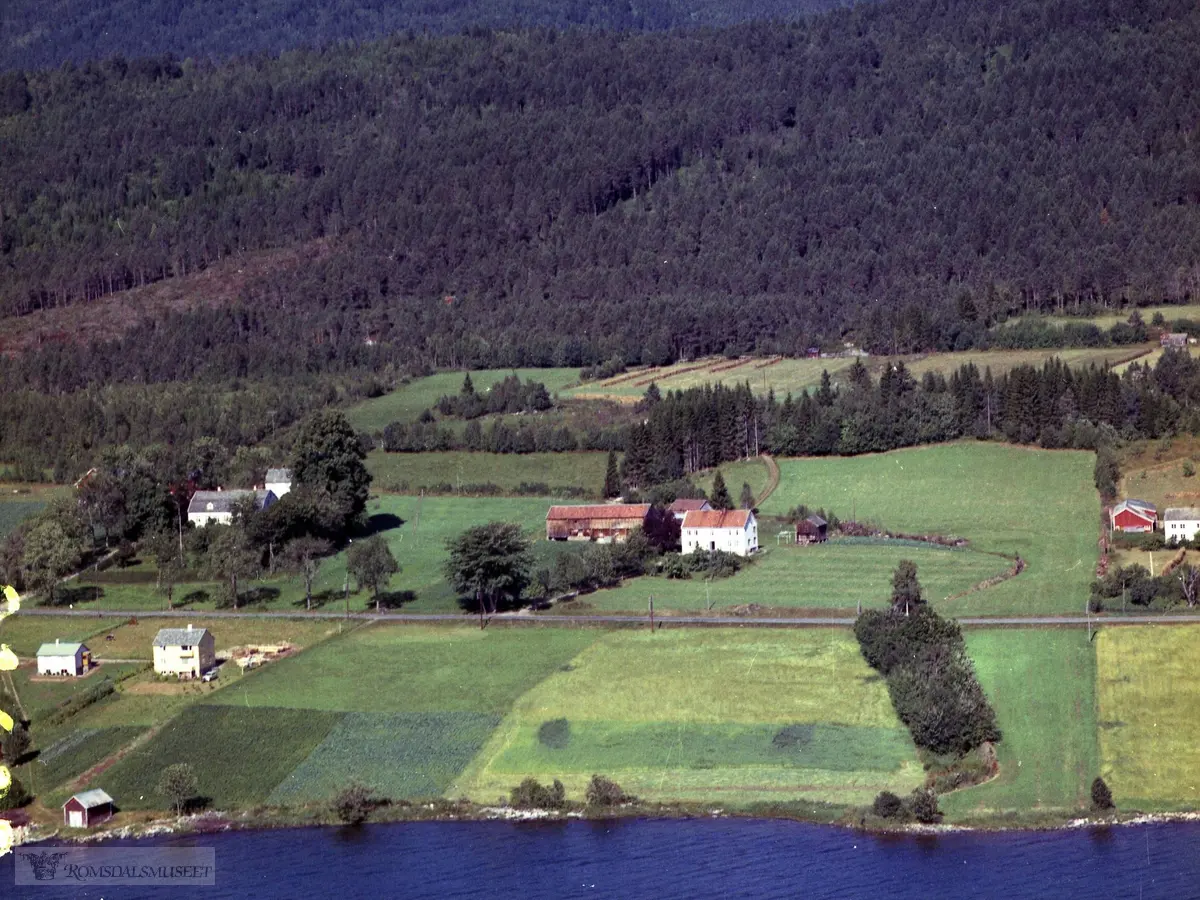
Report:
367,450,609,496
940,629,1098,821
345,368,581,431
574,542,1010,613
763,443,1099,615
451,629,923,807
1096,625,1200,809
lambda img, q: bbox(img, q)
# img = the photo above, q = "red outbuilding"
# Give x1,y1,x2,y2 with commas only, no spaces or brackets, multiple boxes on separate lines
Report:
1110,499,1157,533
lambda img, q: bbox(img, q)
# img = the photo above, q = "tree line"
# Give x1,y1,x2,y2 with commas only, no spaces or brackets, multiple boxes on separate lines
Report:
618,351,1200,487
0,0,1198,393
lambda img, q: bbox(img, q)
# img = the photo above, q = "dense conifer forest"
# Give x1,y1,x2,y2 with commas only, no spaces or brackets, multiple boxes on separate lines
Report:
0,0,854,72
1,0,1198,391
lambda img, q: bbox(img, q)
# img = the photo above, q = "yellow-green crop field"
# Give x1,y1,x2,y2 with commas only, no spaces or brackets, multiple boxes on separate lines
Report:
451,628,923,807
1096,625,1200,809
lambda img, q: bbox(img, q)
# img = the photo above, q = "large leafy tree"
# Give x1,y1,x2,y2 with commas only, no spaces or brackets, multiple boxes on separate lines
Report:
443,522,533,621
202,526,260,609
346,535,399,612
290,411,371,535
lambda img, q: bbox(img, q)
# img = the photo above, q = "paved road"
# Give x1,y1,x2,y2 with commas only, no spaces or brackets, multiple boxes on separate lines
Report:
11,607,1200,628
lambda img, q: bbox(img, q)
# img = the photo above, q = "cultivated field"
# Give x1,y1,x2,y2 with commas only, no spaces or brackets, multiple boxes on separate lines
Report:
344,368,581,431
572,541,1010,614
367,450,609,496
940,629,1098,820
1118,452,1200,516
0,483,68,538
1096,625,1200,809
763,443,1099,615
1024,305,1200,330
563,349,1149,404
451,628,923,807
694,458,772,505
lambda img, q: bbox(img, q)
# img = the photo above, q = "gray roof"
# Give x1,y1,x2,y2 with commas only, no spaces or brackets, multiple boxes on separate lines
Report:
37,641,85,656
1122,499,1156,511
188,489,274,515
804,514,827,527
265,468,293,483
66,789,114,809
1163,508,1200,521
153,626,211,647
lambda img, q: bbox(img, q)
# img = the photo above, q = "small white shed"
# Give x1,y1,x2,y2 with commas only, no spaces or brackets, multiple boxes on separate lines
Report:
37,640,89,676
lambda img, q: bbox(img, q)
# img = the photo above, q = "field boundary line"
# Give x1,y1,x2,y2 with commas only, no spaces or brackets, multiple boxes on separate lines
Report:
756,455,780,507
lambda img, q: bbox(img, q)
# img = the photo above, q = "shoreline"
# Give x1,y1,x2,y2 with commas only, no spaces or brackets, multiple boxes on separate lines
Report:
11,801,1200,848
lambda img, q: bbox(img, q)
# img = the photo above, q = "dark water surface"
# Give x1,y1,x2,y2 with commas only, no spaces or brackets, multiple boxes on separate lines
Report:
4,817,1200,899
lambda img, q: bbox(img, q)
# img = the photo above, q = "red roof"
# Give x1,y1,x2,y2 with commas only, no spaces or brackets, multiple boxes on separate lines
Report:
668,498,711,513
682,509,753,529
546,504,650,521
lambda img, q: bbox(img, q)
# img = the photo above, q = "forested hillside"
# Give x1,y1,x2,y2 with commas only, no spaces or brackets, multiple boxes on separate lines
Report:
0,0,853,72
1,0,1199,390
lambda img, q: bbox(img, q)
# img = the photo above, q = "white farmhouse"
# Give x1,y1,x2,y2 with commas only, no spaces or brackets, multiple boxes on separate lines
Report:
1163,507,1200,542
681,509,759,557
265,467,293,498
37,640,90,676
153,625,216,678
187,489,276,527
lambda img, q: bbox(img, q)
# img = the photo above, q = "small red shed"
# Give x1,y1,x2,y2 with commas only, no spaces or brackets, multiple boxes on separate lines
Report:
1111,500,1157,533
63,789,114,828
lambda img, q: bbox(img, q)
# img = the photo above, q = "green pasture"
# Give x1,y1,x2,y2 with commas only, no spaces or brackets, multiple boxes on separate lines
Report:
575,542,1010,613
58,495,556,614
1,614,129,657
1096,625,1200,810
212,624,599,715
452,628,923,807
9,663,143,721
367,450,608,496
267,711,501,804
764,443,1099,615
940,629,1098,820
565,357,858,402
96,705,343,809
694,458,771,504
345,368,581,431
1012,305,1200,330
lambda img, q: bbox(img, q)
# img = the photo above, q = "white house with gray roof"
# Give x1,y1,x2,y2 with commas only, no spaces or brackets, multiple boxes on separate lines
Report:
265,467,293,498
1164,508,1200,542
187,489,276,528
153,624,216,678
37,639,90,676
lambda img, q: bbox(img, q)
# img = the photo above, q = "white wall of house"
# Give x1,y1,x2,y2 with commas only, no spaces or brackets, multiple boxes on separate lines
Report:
187,505,234,528
682,520,759,557
154,634,216,678
265,479,291,498
38,648,84,676
1166,519,1200,541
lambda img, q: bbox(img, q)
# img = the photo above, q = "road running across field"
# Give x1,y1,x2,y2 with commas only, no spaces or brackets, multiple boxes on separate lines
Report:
12,607,1200,628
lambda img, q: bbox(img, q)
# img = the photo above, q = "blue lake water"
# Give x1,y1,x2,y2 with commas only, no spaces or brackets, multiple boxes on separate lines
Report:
4,817,1200,899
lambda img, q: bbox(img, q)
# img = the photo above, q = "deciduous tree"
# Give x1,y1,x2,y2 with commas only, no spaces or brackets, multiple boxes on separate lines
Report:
346,535,399,611
444,522,533,622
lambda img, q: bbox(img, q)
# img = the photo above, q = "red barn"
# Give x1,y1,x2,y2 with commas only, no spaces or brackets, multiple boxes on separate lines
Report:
63,789,114,828
546,504,650,543
1111,500,1157,533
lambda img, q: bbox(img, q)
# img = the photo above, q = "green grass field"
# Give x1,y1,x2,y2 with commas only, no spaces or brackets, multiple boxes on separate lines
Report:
1014,305,1200,330
0,500,45,539
267,711,501,804
452,628,923,806
763,443,1099,615
1096,625,1200,809
60,495,556,614
32,725,146,792
97,705,343,809
345,368,581,431
574,542,1010,613
694,458,772,504
940,629,1098,820
1,615,130,657
367,450,609,496
212,624,599,714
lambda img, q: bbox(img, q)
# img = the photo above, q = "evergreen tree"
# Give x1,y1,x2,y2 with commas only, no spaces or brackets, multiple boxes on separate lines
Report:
739,481,755,509
603,451,622,499
461,373,476,396
710,470,732,510
891,559,923,616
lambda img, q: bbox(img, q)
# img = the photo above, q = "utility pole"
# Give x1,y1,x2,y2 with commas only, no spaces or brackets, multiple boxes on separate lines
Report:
649,596,655,631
